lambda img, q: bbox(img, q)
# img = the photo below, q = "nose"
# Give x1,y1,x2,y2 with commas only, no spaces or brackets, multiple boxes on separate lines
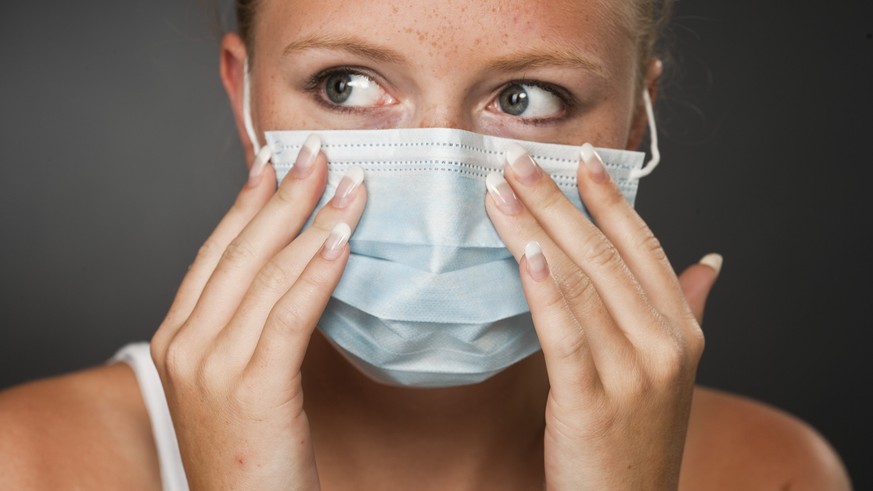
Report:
410,99,475,132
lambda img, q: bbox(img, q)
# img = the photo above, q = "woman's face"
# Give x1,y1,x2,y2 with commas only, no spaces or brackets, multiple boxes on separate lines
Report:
225,0,653,153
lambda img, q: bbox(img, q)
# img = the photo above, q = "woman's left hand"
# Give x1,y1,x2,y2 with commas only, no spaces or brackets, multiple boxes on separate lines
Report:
485,143,714,490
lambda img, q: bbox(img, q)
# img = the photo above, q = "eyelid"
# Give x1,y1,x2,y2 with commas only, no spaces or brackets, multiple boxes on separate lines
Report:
487,80,576,124
305,66,397,110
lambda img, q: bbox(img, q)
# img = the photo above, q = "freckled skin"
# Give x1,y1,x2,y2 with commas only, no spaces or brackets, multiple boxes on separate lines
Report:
246,0,640,149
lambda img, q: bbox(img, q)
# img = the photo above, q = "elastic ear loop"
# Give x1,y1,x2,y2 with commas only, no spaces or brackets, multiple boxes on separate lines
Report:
243,59,273,167
629,89,660,179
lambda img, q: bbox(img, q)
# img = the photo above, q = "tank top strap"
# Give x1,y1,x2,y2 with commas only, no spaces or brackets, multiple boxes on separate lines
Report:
109,342,189,491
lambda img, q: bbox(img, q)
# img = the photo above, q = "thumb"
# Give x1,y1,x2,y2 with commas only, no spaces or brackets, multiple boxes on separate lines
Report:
678,253,723,325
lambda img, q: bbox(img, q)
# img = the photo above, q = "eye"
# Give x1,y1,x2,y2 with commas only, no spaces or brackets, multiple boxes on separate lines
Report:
493,83,565,119
320,70,396,107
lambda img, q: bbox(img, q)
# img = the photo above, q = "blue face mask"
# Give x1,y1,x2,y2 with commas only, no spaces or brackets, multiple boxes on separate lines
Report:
244,70,659,388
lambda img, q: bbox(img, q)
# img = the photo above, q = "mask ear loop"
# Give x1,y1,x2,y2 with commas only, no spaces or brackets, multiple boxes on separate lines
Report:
629,89,660,180
242,59,273,167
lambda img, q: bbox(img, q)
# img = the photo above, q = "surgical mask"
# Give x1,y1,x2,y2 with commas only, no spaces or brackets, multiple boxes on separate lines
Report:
243,69,660,387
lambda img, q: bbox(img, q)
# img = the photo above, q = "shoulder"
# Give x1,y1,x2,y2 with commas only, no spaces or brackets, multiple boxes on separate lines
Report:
0,362,161,490
681,385,853,490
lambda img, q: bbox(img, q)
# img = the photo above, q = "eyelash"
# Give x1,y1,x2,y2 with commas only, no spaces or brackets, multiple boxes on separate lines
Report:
303,67,578,123
303,67,381,115
499,79,577,126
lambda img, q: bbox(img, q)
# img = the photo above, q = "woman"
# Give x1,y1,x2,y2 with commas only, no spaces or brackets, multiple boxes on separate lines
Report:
0,0,852,489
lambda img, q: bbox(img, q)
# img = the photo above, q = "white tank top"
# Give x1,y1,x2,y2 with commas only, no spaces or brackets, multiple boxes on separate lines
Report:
109,342,189,491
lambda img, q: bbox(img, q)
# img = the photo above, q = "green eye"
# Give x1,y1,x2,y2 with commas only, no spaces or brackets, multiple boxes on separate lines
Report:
325,72,353,104
498,84,530,116
318,70,395,108
495,83,564,119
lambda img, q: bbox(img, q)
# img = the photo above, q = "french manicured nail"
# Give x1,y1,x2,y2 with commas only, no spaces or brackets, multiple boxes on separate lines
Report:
699,253,723,275
290,134,321,179
331,167,365,209
580,143,608,184
247,146,273,187
505,143,540,185
524,241,549,281
321,222,351,260
486,172,523,215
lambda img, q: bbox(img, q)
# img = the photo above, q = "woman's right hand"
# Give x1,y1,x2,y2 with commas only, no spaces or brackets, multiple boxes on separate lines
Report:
150,136,366,491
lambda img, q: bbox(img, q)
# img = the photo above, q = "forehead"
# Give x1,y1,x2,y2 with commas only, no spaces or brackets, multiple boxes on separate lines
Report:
254,0,638,79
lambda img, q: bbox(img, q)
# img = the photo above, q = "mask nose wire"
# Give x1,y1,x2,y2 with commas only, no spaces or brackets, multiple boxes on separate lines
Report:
629,89,660,179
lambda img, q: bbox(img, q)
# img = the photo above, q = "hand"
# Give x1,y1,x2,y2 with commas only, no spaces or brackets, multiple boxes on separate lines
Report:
485,143,715,490
150,139,367,491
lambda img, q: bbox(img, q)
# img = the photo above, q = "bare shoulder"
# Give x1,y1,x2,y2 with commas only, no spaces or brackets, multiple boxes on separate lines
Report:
681,385,853,490
0,362,161,490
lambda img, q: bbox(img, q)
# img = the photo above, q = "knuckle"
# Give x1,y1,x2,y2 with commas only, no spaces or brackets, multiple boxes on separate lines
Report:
537,186,568,212
161,336,195,385
197,351,230,393
649,320,700,382
221,236,257,265
269,301,309,339
195,238,224,265
582,235,620,270
149,327,172,369
634,229,667,262
255,260,295,294
555,269,596,306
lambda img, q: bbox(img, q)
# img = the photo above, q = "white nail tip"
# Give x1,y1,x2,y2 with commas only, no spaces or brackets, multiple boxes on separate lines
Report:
330,222,351,242
524,241,543,258
485,172,505,193
252,145,272,171
344,167,365,186
302,134,322,154
504,142,528,165
580,143,599,164
699,253,724,274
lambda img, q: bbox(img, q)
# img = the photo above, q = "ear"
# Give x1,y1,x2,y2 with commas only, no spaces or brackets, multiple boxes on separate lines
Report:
219,33,255,168
626,58,663,151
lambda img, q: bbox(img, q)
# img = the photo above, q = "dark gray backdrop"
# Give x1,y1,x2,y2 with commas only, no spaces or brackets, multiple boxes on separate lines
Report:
1,1,870,488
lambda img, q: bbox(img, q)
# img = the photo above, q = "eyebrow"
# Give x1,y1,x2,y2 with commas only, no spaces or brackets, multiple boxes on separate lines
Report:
282,36,607,78
487,49,608,78
283,35,405,64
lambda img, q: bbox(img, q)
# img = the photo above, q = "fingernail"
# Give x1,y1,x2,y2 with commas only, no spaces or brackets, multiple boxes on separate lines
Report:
580,143,608,184
505,143,540,185
321,222,351,260
699,253,723,275
247,146,273,187
524,241,549,281
291,134,321,179
331,167,365,209
486,172,523,215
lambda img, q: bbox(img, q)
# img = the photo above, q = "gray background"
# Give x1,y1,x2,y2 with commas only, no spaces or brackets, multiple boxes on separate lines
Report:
1,1,870,488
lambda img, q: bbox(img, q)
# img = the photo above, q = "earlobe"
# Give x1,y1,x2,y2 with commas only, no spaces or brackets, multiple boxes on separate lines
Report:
219,33,254,166
627,58,663,151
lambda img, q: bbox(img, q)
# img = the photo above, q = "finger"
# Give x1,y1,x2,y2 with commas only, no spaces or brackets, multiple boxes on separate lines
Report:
484,172,632,373
678,253,722,325
519,241,600,394
212,168,367,367
501,144,657,343
176,136,328,351
245,222,353,388
153,163,276,348
574,144,690,324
